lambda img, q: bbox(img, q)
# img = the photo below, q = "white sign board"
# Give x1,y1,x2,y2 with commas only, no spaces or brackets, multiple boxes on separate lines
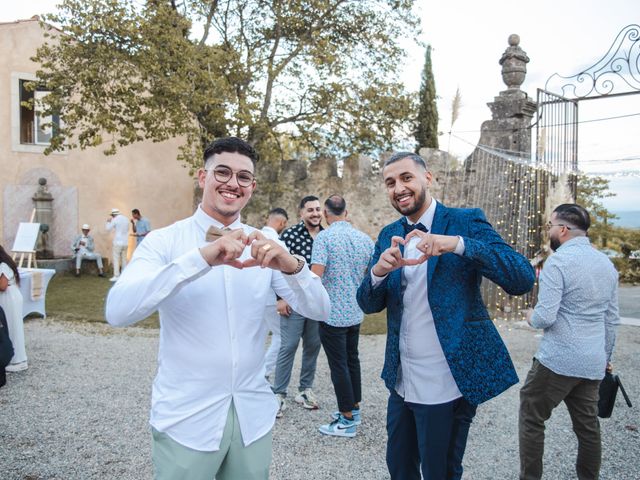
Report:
11,222,40,252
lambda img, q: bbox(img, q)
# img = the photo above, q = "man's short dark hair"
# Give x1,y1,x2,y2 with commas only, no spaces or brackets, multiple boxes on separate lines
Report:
324,195,346,216
553,204,590,231
299,195,319,210
203,137,259,167
131,208,140,215
268,207,288,220
383,152,427,170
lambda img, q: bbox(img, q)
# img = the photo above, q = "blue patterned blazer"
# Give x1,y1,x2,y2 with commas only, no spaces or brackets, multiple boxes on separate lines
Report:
357,202,535,405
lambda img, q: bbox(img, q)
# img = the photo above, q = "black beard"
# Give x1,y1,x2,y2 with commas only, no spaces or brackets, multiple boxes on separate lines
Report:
550,236,560,252
393,188,426,218
305,218,321,228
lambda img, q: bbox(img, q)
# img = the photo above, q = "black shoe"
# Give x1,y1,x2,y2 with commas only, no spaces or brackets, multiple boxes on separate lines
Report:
98,272,105,277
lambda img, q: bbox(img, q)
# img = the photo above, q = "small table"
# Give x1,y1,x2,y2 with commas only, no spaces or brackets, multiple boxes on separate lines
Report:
18,268,56,318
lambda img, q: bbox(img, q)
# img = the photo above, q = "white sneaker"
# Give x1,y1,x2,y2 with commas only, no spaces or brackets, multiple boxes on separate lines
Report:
109,276,119,282
276,394,286,418
295,388,319,410
6,361,28,372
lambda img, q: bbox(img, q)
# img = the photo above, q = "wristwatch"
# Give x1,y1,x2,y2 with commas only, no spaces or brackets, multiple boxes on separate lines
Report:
283,254,306,275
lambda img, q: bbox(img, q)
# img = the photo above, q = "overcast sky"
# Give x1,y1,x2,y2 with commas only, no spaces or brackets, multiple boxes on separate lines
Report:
3,1,639,211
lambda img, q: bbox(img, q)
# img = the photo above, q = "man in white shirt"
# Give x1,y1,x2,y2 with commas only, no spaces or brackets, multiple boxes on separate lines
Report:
105,208,130,281
261,207,289,381
105,137,329,480
357,152,535,480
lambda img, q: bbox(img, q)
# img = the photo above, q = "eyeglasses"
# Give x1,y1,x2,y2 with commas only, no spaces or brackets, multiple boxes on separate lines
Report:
206,166,255,187
545,222,573,231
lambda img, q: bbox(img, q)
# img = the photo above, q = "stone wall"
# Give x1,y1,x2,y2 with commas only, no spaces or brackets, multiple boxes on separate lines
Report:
241,149,460,239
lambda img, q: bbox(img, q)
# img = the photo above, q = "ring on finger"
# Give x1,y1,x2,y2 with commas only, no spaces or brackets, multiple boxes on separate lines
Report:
262,244,272,252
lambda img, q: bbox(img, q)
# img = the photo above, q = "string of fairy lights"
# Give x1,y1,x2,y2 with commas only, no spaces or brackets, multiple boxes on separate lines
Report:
441,137,575,320
463,146,536,319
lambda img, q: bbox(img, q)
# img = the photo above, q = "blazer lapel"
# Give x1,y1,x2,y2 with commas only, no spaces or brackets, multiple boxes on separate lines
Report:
428,202,449,286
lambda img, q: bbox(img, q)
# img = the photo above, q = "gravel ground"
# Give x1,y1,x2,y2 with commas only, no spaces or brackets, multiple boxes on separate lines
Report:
1,318,638,480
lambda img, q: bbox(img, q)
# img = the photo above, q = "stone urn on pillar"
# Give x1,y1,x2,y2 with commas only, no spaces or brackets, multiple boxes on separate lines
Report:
499,34,529,93
32,177,54,259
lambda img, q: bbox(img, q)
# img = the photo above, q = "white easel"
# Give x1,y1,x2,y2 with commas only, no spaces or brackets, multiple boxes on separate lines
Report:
11,209,40,269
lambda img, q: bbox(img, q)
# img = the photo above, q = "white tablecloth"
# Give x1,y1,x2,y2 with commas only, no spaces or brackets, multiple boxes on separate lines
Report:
18,268,56,318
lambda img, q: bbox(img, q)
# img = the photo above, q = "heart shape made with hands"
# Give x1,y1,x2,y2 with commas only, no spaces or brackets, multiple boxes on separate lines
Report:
401,229,458,259
374,229,457,277
204,226,286,270
390,233,428,268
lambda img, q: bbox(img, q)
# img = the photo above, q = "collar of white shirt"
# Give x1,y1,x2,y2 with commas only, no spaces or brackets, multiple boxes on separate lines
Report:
406,198,437,230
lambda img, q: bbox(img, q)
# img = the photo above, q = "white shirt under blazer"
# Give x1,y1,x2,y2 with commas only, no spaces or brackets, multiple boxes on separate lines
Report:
372,200,465,405
106,206,330,451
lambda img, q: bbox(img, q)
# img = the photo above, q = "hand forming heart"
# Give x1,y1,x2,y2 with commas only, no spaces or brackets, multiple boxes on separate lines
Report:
371,230,459,277
199,228,298,273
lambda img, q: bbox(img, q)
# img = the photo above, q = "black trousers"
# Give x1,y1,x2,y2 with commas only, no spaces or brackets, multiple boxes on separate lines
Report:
319,323,361,413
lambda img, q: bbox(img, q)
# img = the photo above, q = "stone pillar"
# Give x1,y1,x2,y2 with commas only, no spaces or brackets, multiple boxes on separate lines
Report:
32,177,54,259
481,34,537,152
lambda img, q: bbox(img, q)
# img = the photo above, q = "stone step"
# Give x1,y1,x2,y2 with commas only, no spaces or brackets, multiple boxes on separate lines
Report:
35,257,111,275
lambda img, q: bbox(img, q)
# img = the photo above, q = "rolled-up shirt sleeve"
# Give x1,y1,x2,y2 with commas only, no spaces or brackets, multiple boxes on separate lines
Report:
530,260,564,329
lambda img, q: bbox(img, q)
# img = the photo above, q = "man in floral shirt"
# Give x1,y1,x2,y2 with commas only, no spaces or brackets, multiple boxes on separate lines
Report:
311,195,374,437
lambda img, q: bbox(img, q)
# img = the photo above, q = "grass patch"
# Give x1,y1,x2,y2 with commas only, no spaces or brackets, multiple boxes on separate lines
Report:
43,273,386,334
361,311,387,335
44,273,159,328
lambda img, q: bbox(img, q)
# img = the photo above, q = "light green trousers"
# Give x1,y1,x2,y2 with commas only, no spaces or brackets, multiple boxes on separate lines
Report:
152,402,272,480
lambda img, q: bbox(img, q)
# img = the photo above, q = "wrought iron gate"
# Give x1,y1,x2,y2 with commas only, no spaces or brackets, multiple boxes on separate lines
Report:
532,89,579,258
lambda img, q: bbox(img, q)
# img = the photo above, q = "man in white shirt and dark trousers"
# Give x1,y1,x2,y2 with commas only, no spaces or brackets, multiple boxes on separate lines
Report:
105,137,330,480
105,208,130,281
519,204,619,480
357,152,535,480
261,207,289,381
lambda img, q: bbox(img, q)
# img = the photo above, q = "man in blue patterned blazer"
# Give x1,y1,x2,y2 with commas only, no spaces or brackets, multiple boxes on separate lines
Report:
357,152,535,480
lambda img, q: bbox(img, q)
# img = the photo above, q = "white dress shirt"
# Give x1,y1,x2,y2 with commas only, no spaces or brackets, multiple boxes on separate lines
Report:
105,214,130,246
105,206,330,451
260,225,279,242
372,200,464,405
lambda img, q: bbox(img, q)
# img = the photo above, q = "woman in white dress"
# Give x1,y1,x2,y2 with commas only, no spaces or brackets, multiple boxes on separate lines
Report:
0,245,26,372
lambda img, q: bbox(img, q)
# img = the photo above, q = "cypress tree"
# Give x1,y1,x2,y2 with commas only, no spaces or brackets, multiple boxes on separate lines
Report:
415,45,439,150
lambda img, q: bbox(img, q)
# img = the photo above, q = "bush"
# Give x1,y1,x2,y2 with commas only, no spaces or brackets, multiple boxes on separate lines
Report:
611,258,640,284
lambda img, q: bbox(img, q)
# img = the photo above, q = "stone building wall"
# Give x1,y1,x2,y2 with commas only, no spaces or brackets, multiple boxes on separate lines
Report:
0,19,195,259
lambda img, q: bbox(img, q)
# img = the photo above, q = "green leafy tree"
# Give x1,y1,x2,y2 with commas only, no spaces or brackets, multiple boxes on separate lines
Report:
576,174,617,247
415,44,438,150
33,0,421,171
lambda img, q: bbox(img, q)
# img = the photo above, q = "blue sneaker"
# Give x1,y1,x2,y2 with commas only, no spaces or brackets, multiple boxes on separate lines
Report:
318,414,357,438
330,408,361,426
